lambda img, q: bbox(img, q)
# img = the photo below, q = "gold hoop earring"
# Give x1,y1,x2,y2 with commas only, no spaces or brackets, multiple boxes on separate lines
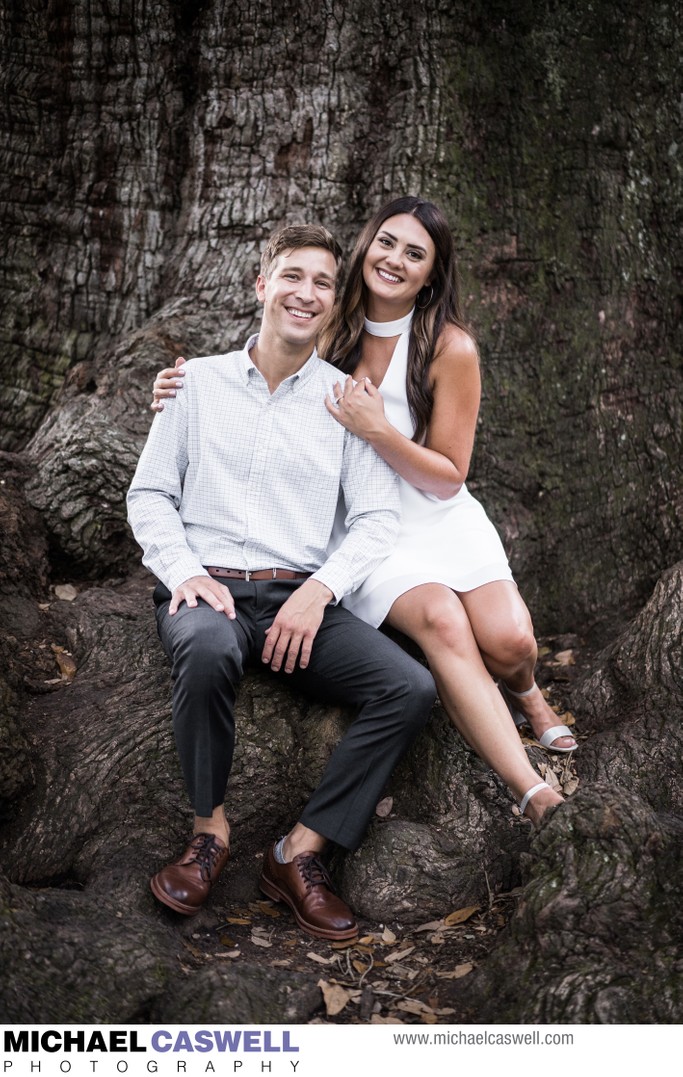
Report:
416,285,434,309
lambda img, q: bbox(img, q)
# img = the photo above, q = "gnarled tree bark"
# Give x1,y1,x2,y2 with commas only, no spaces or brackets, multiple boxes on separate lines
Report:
1,0,681,1024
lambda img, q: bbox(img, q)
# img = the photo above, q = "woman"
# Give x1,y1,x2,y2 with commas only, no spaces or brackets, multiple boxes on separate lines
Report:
151,197,575,823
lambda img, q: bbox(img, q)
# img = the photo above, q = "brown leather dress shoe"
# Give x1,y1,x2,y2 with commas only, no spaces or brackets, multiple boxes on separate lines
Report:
150,833,229,916
259,843,358,941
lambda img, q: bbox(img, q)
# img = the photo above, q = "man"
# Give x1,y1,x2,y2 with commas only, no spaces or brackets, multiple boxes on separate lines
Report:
127,224,435,940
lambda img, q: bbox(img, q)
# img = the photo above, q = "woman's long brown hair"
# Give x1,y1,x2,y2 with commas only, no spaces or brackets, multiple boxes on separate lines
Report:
319,196,471,443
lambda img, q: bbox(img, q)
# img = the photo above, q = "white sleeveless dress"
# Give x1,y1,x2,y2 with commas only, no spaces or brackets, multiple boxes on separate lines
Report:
340,312,514,629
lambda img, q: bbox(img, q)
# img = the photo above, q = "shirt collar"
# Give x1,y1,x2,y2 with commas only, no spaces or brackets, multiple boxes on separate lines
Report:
240,334,321,390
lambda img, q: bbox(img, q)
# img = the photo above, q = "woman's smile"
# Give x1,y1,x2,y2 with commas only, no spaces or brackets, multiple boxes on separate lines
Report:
363,212,436,315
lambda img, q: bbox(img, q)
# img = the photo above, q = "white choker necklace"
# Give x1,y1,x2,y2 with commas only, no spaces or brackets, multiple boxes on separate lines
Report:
364,308,414,337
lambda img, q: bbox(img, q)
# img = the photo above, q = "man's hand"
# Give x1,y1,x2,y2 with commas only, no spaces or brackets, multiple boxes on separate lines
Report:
151,356,186,412
169,575,236,618
262,579,333,673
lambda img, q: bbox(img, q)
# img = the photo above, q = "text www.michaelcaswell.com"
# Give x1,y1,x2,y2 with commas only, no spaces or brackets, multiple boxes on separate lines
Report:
392,1031,574,1047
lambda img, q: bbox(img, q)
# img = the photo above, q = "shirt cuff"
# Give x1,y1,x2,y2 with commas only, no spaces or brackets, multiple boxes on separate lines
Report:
164,559,212,594
310,566,347,605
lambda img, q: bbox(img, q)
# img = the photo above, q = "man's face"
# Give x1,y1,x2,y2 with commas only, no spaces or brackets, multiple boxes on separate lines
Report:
256,246,337,349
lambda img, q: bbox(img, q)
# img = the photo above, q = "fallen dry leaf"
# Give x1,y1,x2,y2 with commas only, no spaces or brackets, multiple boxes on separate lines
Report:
223,916,251,926
382,927,397,944
444,905,479,926
51,644,77,682
396,999,433,1015
544,768,563,793
554,649,575,666
370,1015,404,1025
358,934,377,945
416,919,444,933
437,962,474,979
563,777,580,796
375,796,393,818
307,952,337,965
250,935,272,948
54,584,78,601
215,950,240,959
253,901,281,917
181,940,204,959
385,964,418,980
421,1014,438,1024
318,979,351,1017
385,946,416,964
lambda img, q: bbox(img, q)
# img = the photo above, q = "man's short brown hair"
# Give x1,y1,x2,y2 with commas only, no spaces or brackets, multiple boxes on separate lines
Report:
260,224,343,279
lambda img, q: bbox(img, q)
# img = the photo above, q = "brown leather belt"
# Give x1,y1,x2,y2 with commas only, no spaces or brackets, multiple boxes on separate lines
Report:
205,566,311,582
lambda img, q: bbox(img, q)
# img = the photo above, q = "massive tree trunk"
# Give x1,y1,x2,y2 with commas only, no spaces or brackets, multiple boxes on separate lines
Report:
2,0,680,634
1,0,681,1024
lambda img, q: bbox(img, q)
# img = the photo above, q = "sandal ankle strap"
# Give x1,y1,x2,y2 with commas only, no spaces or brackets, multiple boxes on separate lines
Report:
519,782,549,815
504,681,537,699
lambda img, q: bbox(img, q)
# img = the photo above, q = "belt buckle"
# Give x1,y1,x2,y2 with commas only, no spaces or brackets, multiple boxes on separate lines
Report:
244,569,251,582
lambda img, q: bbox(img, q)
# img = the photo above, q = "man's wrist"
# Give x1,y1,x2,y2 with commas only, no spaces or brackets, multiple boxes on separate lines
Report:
309,565,345,603
304,578,334,605
167,566,210,593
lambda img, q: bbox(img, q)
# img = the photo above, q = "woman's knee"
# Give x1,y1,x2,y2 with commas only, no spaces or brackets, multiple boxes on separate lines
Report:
411,590,473,652
485,621,537,668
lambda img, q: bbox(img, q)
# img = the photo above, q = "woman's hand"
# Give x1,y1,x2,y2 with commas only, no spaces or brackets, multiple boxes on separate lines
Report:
324,376,388,443
151,356,186,412
325,323,480,499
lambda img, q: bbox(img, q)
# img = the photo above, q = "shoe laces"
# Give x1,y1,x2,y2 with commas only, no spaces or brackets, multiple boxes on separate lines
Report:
188,833,224,881
296,853,335,894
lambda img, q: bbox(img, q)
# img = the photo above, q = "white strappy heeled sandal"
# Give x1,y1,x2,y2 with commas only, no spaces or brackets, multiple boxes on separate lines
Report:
519,781,552,816
501,682,577,754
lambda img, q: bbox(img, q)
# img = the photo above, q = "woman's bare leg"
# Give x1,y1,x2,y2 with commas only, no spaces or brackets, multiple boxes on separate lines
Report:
458,581,577,751
388,584,561,823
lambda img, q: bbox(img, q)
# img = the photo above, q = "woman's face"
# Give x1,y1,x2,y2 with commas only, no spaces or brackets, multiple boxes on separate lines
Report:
362,213,436,310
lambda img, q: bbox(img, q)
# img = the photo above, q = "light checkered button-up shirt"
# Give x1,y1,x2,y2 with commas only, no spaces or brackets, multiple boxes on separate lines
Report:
127,336,401,600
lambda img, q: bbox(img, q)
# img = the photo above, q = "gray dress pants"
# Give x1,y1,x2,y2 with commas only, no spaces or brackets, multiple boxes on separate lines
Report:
154,579,435,851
